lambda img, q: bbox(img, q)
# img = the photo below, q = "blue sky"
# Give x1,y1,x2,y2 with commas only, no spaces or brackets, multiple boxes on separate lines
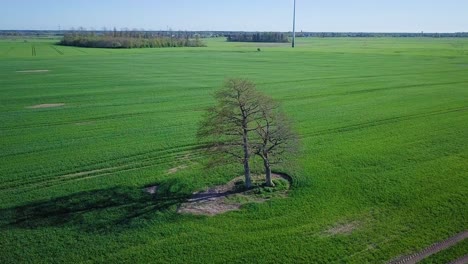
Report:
1,0,467,32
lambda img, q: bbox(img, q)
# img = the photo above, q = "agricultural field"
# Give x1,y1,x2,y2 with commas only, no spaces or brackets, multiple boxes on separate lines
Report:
0,37,467,263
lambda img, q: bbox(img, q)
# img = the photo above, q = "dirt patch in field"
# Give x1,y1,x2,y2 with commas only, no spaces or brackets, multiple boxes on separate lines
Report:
26,103,65,109
168,165,188,174
178,198,241,216
143,185,159,195
324,221,361,236
178,173,291,216
16,70,50,73
74,121,94,126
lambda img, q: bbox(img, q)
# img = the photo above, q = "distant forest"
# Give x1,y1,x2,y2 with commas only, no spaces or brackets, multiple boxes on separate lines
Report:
1,30,468,39
297,32,468,38
227,32,289,43
58,29,205,49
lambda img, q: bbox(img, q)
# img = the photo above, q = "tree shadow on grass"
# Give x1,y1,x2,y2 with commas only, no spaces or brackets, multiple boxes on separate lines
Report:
0,178,191,233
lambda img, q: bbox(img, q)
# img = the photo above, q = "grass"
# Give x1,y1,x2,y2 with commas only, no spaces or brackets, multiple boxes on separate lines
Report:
0,37,467,263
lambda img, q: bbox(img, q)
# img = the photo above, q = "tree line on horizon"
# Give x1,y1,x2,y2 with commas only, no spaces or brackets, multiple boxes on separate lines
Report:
227,32,289,43
296,31,468,38
1,30,468,40
58,29,205,49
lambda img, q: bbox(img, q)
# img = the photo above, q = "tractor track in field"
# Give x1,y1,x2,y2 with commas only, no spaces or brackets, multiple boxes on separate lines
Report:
387,230,468,264
2,46,15,56
31,45,36,56
74,47,88,54
1,126,195,159
0,130,200,160
0,110,169,132
50,45,64,55
0,146,199,187
449,254,468,264
13,163,160,192
0,146,201,192
258,69,468,86
1,154,192,192
301,106,468,139
284,80,468,101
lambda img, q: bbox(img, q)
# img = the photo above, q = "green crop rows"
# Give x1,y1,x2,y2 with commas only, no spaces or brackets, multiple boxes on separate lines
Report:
0,37,467,263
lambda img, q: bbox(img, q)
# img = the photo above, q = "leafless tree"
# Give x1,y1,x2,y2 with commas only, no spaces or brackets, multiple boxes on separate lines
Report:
198,78,298,188
197,79,264,188
254,97,299,187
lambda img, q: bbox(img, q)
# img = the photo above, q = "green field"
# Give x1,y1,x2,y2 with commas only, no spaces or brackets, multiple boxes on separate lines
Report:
0,37,467,263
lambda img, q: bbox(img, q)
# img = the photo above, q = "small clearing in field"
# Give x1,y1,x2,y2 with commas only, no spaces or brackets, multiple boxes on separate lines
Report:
179,199,241,216
144,185,159,195
75,121,95,126
26,103,65,109
178,173,291,216
168,165,188,174
16,70,50,73
324,221,361,236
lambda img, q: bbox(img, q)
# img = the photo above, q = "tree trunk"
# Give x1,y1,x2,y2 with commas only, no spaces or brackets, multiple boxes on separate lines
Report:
244,157,252,189
242,124,252,189
263,155,274,187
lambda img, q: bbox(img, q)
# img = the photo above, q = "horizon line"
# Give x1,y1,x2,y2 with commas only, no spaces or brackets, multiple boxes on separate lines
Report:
0,29,467,34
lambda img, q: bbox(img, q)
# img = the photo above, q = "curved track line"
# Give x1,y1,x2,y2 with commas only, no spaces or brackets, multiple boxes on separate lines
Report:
387,230,468,264
449,254,468,264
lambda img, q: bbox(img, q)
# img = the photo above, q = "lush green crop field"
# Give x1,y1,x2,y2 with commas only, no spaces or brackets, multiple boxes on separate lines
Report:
0,37,467,263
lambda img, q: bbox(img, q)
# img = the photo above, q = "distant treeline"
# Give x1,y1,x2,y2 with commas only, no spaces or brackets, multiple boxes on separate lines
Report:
1,30,468,39
227,32,289,43
58,30,205,49
296,32,468,38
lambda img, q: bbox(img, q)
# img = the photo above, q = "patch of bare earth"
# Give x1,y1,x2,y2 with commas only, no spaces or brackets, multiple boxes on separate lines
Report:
178,173,290,216
324,221,361,236
75,121,94,126
16,70,50,73
26,103,65,109
144,185,159,195
168,165,188,174
179,199,241,216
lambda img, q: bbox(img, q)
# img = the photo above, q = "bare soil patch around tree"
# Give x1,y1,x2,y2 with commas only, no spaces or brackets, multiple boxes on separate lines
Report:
26,103,65,109
177,173,291,216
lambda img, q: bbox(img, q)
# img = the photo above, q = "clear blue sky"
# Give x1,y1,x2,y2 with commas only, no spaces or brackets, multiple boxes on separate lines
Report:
1,0,467,32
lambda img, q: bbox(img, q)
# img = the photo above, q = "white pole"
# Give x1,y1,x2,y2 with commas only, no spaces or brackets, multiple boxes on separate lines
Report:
292,0,296,48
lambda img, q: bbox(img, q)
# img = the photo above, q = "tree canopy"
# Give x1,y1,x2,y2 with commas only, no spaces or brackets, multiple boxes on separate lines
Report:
227,32,289,43
59,30,205,49
198,78,298,188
